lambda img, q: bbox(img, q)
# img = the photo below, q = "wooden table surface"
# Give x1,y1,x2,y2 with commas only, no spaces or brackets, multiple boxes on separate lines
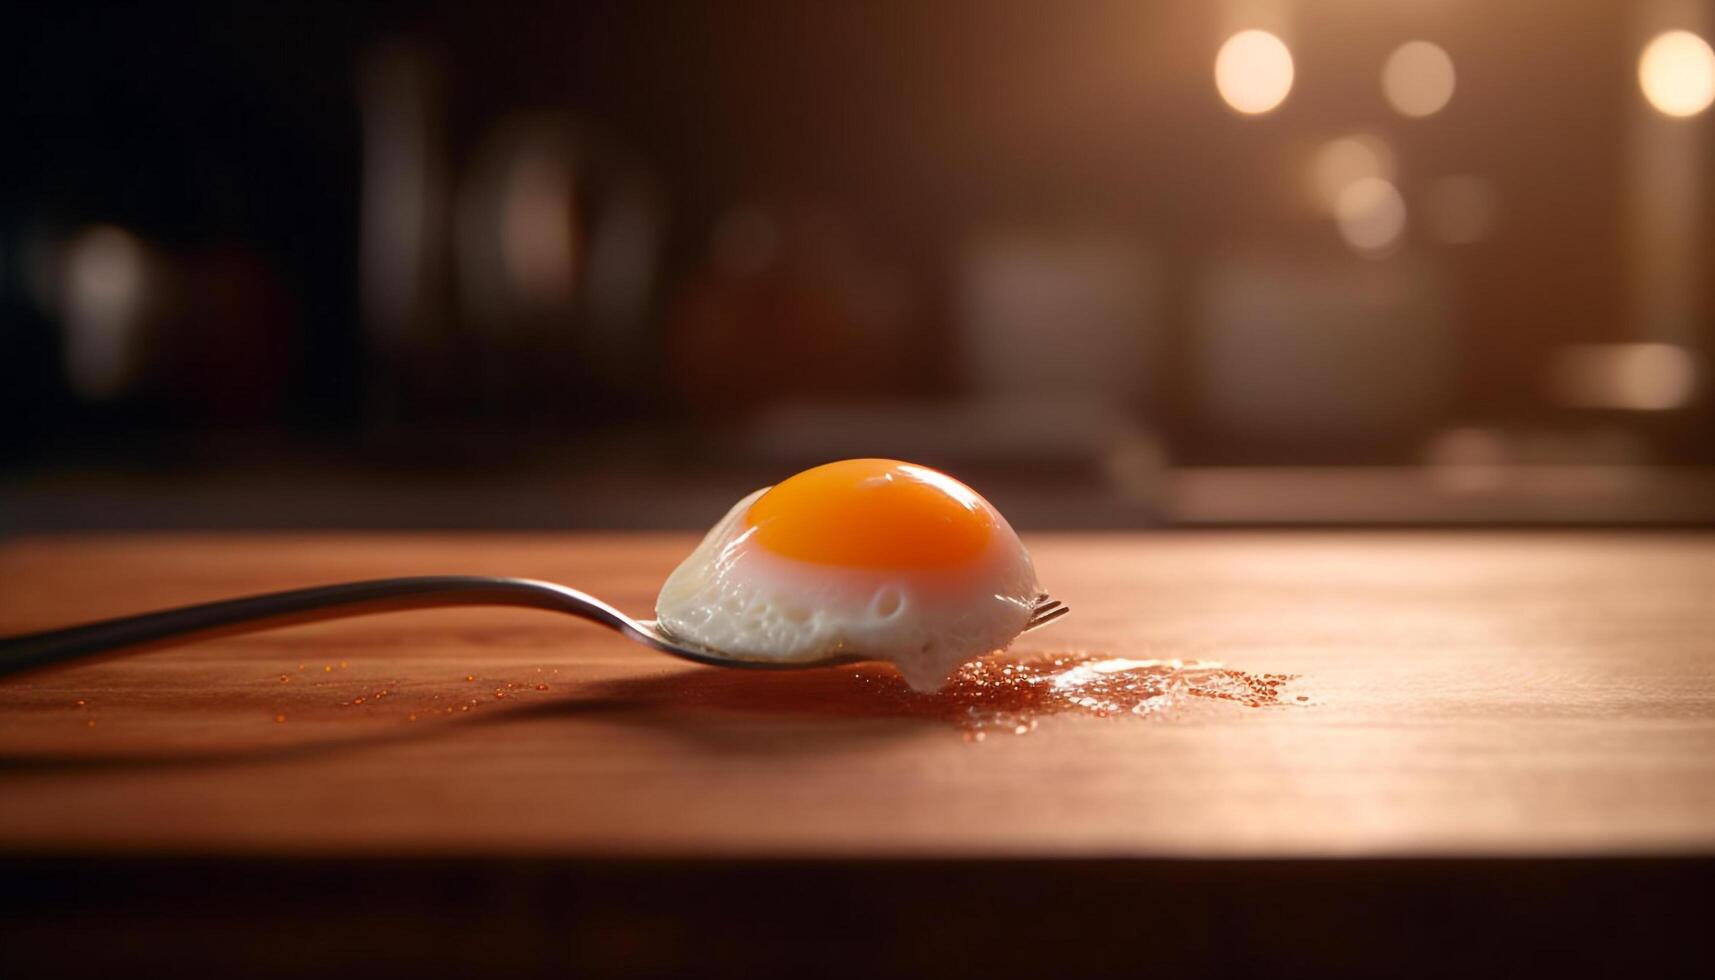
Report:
2,531,1713,859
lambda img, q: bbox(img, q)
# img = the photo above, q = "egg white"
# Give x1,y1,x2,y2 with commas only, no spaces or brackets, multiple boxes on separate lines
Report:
654,487,1040,691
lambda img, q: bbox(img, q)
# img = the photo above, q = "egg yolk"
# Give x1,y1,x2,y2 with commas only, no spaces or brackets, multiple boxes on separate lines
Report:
745,459,996,569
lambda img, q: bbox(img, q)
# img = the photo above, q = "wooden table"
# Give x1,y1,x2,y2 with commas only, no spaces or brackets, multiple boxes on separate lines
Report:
3,531,1712,975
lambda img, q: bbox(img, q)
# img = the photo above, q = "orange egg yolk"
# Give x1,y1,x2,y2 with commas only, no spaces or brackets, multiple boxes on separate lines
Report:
745,459,996,569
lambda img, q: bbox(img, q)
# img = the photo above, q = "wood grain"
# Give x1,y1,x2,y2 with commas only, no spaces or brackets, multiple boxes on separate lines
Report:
1,531,1712,858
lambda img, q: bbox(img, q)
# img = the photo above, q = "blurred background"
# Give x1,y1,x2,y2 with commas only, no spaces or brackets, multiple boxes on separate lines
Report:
4,0,1713,530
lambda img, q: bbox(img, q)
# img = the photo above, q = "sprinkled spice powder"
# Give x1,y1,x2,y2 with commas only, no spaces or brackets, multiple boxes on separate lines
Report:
857,655,1296,741
848,653,1301,739
579,650,1305,741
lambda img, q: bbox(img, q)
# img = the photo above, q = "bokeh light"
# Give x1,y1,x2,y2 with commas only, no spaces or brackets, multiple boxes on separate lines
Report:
1308,134,1395,213
1334,177,1407,257
61,225,150,400
1215,30,1294,115
1638,30,1715,117
1551,343,1698,410
501,146,579,306
1381,41,1456,118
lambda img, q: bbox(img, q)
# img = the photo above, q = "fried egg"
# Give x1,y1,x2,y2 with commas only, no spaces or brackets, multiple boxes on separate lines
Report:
655,458,1042,691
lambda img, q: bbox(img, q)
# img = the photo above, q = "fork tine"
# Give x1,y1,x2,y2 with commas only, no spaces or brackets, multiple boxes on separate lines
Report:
1022,595,1070,633
1026,599,1063,622
1029,594,1057,612
1021,604,1071,634
1025,610,1061,630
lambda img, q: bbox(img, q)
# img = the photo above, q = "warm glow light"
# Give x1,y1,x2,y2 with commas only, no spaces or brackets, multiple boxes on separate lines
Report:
1639,30,1715,117
1335,177,1407,256
501,147,578,305
62,225,149,400
1309,134,1395,212
1215,30,1294,115
358,45,436,343
1382,41,1456,118
1550,343,1698,410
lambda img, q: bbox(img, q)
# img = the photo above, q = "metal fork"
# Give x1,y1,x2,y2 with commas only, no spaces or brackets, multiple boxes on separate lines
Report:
0,576,1070,680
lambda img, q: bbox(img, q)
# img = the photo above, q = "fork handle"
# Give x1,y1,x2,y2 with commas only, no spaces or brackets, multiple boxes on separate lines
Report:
0,576,626,680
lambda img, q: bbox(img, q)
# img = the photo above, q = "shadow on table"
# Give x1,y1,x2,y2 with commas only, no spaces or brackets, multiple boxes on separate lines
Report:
0,663,949,772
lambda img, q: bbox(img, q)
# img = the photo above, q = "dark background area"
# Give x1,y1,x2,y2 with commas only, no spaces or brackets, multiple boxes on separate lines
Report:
4,0,1712,528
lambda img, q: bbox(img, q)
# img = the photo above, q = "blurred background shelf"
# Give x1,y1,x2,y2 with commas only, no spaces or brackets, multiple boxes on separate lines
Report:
8,456,1715,531
6,0,1715,526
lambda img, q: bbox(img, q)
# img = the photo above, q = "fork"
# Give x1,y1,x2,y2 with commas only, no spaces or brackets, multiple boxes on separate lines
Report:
0,576,1070,680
